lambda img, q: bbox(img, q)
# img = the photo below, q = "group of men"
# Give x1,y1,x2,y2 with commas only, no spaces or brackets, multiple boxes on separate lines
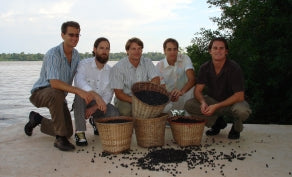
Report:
24,21,251,151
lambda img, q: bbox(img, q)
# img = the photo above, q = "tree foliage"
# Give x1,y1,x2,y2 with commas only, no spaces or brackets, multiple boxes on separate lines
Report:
187,0,292,124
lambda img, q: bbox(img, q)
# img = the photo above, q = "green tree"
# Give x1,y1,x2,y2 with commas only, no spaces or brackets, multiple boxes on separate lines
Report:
187,0,292,124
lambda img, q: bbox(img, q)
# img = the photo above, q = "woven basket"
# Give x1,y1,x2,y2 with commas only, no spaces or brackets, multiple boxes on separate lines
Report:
168,116,206,147
132,82,169,118
134,113,168,148
96,116,134,154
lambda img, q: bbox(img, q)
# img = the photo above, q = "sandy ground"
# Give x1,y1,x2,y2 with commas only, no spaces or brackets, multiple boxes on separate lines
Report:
0,123,291,177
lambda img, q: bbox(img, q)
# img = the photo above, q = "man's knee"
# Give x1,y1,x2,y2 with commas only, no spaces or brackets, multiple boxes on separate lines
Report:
231,102,251,121
48,89,66,106
184,98,201,115
118,107,131,116
106,104,120,117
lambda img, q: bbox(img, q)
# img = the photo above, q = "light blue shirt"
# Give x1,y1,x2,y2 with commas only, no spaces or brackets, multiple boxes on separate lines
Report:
31,43,80,93
110,56,159,96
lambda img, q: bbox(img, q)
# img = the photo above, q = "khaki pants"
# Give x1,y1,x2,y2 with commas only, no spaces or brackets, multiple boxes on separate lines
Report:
114,98,132,116
184,95,252,132
29,87,73,138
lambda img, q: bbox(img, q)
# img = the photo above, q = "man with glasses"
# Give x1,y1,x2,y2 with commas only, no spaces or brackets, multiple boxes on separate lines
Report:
24,21,94,151
110,37,160,116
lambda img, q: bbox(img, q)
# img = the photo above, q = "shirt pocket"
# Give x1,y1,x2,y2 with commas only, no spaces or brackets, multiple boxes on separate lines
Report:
86,79,98,90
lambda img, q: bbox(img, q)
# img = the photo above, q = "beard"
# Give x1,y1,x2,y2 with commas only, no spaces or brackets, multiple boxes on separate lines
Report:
95,53,109,64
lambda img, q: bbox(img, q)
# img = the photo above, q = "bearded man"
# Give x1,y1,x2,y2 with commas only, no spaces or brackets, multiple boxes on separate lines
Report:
73,37,119,146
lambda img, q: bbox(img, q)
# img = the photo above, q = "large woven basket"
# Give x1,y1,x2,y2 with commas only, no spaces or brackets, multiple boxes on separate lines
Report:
132,82,169,118
134,113,168,148
96,116,134,154
168,116,206,147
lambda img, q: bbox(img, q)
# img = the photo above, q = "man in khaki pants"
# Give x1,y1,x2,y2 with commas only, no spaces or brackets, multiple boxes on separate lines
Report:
24,21,94,151
184,37,251,139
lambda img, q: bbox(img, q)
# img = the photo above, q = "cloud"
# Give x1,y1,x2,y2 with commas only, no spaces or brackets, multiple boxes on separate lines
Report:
123,0,192,23
0,0,219,53
38,0,76,18
0,0,76,23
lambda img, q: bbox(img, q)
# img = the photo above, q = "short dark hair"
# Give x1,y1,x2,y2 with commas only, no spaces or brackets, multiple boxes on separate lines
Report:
163,38,179,50
125,37,143,51
92,37,110,56
208,37,229,50
61,21,80,34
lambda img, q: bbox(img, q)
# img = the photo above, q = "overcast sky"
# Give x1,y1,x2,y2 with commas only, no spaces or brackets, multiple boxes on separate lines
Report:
0,0,220,54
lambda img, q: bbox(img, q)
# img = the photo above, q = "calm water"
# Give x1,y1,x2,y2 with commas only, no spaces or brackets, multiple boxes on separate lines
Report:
0,60,158,128
0,61,111,128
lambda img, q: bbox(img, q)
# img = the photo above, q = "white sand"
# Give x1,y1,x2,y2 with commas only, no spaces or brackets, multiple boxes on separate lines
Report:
0,123,291,177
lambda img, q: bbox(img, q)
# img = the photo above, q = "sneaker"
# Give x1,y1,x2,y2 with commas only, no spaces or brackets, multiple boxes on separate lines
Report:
89,117,99,135
75,132,88,146
24,111,41,136
54,136,75,151
228,126,240,139
205,116,227,136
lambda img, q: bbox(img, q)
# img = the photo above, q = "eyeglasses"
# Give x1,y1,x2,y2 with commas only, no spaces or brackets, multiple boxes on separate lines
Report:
67,33,81,38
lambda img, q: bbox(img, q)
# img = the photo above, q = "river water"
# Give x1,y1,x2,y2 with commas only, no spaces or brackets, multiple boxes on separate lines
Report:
0,60,159,128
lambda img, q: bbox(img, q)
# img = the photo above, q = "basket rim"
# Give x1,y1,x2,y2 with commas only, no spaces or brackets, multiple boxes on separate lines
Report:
131,82,170,103
132,94,169,107
167,116,206,125
134,113,168,120
95,116,134,124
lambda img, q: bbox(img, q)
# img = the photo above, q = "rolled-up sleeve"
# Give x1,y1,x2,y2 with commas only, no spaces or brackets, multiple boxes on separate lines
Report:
184,55,194,71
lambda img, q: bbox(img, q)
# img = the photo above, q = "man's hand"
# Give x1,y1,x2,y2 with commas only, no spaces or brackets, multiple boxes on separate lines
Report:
90,91,107,113
79,91,94,104
170,89,183,102
96,99,107,113
85,106,97,119
201,103,218,116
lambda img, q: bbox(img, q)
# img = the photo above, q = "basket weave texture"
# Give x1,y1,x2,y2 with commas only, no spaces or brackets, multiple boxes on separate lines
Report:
96,116,134,154
132,82,169,118
134,113,168,148
168,116,206,147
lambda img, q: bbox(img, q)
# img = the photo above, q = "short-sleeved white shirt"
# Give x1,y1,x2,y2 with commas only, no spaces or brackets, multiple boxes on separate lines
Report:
156,53,194,92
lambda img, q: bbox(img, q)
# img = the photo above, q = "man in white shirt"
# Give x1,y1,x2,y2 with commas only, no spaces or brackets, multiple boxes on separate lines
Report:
156,38,195,115
73,37,119,146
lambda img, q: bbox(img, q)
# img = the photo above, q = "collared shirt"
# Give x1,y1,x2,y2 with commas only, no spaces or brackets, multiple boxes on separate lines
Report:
110,56,159,96
197,59,245,102
31,43,80,93
156,53,194,92
74,57,113,104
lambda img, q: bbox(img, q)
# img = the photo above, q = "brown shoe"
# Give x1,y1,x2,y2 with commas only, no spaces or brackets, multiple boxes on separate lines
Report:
54,136,75,151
